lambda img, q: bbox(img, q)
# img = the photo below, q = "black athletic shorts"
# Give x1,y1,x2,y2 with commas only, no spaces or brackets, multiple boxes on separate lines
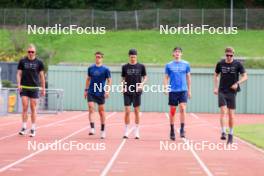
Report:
88,93,105,105
124,94,141,107
20,89,39,99
218,92,236,109
168,91,188,106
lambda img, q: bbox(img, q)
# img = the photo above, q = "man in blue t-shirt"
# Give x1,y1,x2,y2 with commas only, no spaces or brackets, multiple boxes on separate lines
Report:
84,51,112,139
164,47,192,141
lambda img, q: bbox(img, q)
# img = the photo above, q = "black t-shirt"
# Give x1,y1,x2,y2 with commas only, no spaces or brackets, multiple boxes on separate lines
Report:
121,63,147,95
215,59,246,93
17,57,45,87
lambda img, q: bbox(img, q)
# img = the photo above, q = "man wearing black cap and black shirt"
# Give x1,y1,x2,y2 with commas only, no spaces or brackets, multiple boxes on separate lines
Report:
121,49,147,139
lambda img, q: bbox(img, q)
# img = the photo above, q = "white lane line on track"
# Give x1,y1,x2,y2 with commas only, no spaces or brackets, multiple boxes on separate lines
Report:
0,112,116,173
0,112,88,141
191,113,264,155
100,127,135,176
0,114,53,127
165,113,214,176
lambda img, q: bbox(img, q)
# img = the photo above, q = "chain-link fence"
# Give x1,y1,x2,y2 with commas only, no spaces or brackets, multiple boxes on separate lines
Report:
0,8,264,29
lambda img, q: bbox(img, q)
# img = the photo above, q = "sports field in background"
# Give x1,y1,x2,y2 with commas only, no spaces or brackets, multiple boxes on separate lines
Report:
1,29,264,67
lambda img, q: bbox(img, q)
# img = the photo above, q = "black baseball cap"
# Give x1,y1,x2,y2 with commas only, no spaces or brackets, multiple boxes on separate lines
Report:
128,49,137,55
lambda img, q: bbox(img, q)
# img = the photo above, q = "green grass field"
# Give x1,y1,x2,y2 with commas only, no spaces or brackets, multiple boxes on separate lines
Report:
236,124,264,149
1,29,264,67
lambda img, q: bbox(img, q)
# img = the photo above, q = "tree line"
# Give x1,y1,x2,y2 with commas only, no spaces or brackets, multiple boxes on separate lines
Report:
0,0,263,10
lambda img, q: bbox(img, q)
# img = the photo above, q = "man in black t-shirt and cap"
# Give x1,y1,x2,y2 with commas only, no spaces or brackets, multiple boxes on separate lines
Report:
214,47,248,144
17,44,45,137
121,49,147,139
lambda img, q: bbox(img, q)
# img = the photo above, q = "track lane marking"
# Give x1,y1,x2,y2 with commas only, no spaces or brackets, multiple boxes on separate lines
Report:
0,112,116,173
190,113,264,155
0,114,53,127
100,127,135,176
0,112,88,141
165,113,214,176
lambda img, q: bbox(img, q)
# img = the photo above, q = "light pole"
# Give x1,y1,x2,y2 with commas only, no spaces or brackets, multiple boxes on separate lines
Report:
230,0,233,28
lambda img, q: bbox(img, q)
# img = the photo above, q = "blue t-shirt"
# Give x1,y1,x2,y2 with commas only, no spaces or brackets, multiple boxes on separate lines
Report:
88,64,111,96
165,60,191,92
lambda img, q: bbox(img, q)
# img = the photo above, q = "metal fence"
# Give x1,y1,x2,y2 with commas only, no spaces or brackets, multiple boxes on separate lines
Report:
0,88,64,116
0,89,8,116
0,62,18,84
0,8,264,29
48,65,264,114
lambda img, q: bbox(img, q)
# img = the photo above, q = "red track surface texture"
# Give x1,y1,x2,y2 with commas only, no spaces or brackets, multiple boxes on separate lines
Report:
0,112,264,176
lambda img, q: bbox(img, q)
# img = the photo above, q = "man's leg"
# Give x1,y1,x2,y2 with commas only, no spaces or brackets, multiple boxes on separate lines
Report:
88,102,95,135
19,96,29,135
98,104,106,139
227,108,235,144
179,103,186,138
220,106,227,140
134,106,140,139
123,106,130,138
29,98,37,137
169,106,176,140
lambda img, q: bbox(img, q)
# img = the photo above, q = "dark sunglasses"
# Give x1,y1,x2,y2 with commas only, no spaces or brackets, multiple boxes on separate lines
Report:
96,56,102,58
226,54,233,57
28,51,35,54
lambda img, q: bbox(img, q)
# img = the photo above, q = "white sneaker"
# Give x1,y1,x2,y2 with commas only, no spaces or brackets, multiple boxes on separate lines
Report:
89,128,95,135
101,131,106,139
134,127,140,139
29,129,36,137
19,128,27,135
123,128,129,139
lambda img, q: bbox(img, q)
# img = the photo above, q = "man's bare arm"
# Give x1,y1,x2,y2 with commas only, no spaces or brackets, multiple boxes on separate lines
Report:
84,76,91,98
16,70,22,91
214,73,219,95
163,74,169,95
187,73,192,98
39,71,46,96
230,72,248,90
105,78,112,98
238,73,248,84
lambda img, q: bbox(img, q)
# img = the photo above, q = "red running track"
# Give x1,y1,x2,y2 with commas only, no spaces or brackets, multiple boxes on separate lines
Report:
0,112,263,176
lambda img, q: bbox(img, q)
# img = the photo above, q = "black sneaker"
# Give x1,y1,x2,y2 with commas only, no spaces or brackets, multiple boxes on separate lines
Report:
29,129,36,137
170,130,175,141
227,134,233,144
123,136,128,139
221,132,227,140
180,129,185,138
19,128,27,135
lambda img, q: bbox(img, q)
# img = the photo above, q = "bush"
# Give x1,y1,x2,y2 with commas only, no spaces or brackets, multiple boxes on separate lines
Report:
2,80,16,88
244,59,264,69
